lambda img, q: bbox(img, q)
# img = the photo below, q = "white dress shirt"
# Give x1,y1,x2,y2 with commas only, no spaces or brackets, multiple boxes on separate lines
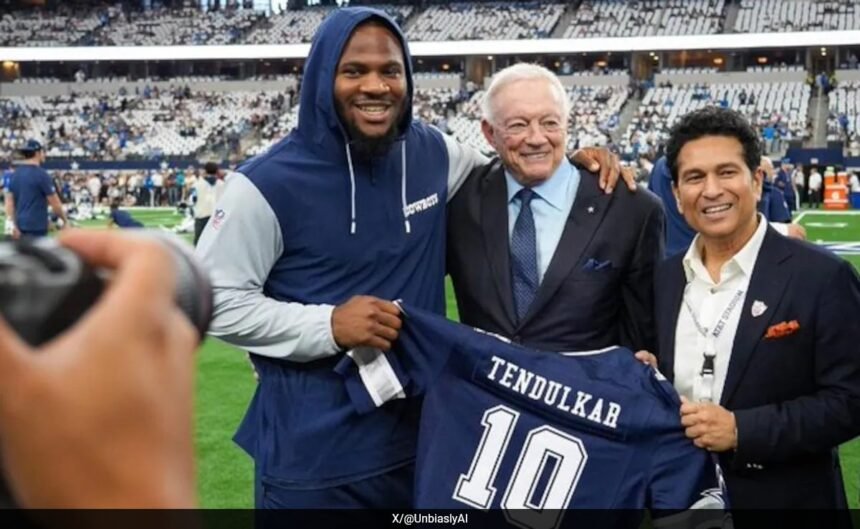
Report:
674,215,768,404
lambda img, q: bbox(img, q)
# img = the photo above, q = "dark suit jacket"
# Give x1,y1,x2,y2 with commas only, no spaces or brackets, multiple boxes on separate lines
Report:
447,159,664,352
655,226,860,509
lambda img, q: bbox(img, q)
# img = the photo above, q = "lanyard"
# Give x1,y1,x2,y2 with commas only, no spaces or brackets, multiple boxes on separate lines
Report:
682,284,745,402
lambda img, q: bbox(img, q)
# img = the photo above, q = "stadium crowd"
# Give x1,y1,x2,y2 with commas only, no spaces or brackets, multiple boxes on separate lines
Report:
734,0,860,33
0,0,858,47
1,66,858,182
564,0,726,38
0,85,298,160
620,78,812,160
46,166,212,209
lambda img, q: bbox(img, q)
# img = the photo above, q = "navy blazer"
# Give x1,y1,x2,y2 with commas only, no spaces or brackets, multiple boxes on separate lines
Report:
447,158,664,353
655,226,860,509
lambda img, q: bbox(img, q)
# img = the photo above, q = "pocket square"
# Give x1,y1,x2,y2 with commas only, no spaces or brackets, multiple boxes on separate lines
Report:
765,320,800,339
583,258,613,271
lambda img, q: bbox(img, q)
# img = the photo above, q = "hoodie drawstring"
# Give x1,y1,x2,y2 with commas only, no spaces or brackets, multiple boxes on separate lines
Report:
401,142,411,234
345,141,411,236
345,142,357,235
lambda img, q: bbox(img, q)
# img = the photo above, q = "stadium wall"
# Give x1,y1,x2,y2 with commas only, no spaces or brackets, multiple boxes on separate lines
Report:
786,147,846,167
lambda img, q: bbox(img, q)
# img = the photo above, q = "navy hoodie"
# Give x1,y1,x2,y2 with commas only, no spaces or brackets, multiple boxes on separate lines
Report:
195,8,472,485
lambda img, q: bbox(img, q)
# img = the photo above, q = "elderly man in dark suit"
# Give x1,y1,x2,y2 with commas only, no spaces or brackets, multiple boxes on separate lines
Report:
649,106,860,513
447,63,664,353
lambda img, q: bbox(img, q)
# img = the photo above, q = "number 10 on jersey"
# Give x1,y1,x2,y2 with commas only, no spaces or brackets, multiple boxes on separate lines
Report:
453,405,588,529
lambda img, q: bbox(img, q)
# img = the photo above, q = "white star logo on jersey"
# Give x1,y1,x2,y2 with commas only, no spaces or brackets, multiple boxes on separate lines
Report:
690,487,725,509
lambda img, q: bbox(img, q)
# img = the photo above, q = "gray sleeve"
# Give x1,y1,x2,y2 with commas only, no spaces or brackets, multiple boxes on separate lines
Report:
437,127,489,200
194,172,340,361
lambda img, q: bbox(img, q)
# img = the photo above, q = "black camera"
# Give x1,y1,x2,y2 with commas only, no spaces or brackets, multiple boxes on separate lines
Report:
0,234,213,346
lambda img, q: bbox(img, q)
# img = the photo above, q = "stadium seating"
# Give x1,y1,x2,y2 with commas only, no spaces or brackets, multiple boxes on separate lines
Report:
243,5,413,44
0,68,631,160
406,2,564,41
244,108,300,157
0,8,108,46
562,0,725,38
734,0,860,33
2,0,860,47
0,94,133,159
0,90,292,159
90,7,261,46
827,80,860,141
746,65,806,73
621,79,811,158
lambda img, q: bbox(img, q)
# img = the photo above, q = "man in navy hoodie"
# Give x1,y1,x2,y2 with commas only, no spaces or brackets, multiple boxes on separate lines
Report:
196,7,625,509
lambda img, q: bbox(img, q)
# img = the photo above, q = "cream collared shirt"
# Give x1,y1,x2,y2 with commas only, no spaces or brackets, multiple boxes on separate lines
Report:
673,214,769,404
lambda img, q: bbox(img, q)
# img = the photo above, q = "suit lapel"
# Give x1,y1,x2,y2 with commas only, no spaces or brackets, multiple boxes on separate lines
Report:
480,166,517,328
519,172,612,329
720,228,793,406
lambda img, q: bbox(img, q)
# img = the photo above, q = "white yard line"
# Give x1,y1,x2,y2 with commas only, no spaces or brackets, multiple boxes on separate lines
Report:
795,209,860,216
794,211,860,257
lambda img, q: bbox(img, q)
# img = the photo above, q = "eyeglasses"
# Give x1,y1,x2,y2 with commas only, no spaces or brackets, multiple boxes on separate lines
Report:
501,118,564,138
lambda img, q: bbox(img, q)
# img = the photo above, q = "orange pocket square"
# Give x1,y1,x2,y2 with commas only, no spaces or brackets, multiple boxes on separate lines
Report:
765,320,800,339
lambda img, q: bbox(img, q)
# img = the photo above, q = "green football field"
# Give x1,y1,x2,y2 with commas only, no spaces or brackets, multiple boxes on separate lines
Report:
3,207,860,508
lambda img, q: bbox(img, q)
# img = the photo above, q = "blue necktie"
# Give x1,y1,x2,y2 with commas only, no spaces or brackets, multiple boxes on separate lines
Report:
511,188,539,323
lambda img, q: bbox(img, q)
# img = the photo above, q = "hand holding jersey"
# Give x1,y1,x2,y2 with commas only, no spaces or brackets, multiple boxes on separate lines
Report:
680,396,738,452
332,296,402,351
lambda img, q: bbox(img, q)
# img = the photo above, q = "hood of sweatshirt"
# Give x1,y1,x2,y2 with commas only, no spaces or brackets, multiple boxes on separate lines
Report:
296,7,414,150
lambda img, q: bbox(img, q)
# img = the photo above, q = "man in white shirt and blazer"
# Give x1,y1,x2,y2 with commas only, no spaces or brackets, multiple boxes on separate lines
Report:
647,107,860,515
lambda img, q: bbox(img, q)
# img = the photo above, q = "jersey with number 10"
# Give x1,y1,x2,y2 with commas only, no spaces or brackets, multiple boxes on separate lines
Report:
336,305,723,527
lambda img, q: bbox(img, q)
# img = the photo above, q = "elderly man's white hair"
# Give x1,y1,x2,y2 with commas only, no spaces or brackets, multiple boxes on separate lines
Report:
481,63,570,125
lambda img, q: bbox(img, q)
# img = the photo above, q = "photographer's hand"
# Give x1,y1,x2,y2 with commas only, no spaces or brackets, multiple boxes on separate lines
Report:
0,230,198,508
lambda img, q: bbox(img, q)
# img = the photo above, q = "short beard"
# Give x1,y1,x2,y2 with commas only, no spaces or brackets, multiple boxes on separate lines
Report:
337,101,405,160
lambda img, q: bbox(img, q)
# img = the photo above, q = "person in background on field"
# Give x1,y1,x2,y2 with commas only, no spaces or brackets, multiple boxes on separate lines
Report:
4,140,67,239
107,199,143,229
192,162,225,245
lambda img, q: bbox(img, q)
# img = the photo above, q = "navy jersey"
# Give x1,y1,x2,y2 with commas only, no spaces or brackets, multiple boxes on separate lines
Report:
337,306,725,527
8,165,54,234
